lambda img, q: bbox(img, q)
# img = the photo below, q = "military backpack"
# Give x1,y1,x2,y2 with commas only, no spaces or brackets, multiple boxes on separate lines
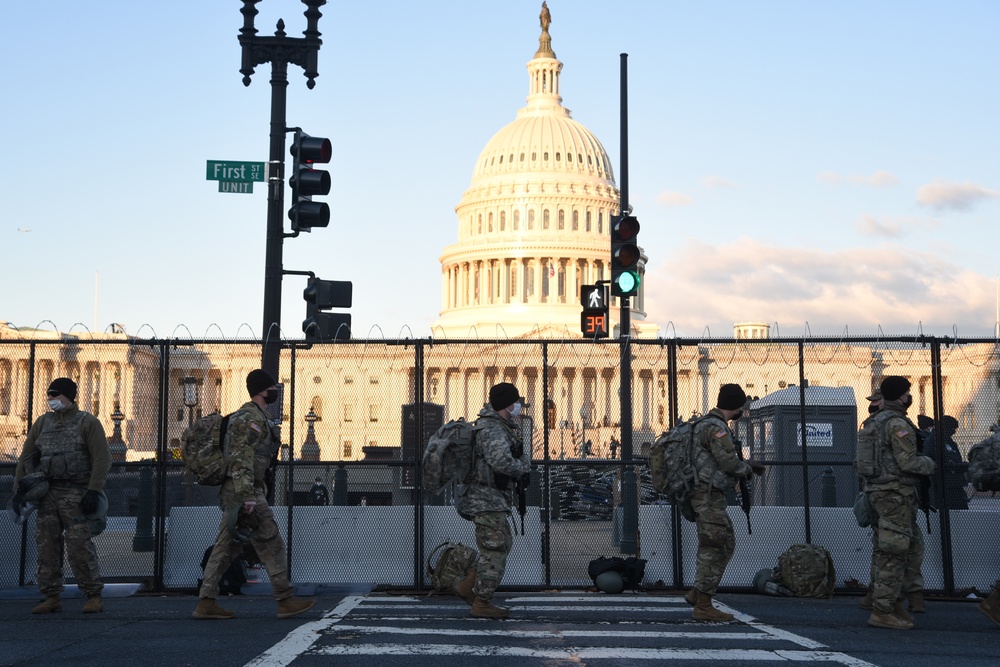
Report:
967,429,1000,492
426,541,478,593
422,418,483,496
855,411,893,479
648,416,707,516
776,543,836,598
180,412,232,486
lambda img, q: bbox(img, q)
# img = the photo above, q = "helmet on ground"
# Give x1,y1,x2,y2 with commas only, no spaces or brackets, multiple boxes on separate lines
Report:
18,472,49,502
753,568,775,594
595,570,625,594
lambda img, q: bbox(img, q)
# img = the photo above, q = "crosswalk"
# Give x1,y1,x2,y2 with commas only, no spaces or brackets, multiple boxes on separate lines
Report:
246,592,880,666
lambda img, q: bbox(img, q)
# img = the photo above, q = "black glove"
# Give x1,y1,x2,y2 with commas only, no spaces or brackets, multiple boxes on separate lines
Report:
80,490,100,515
518,473,531,488
747,461,766,477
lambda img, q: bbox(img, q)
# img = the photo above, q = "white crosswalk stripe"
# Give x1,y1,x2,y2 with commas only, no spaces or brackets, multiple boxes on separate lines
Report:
246,593,881,666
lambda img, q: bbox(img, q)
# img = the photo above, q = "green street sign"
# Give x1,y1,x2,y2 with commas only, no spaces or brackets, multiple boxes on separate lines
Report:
206,160,266,183
218,181,253,194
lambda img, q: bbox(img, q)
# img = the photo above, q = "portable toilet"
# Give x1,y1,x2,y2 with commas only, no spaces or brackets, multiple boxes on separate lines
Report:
738,384,859,507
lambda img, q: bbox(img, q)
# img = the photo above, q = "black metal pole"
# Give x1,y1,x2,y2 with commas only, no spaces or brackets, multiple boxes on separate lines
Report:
618,52,638,555
799,342,811,544
261,58,288,377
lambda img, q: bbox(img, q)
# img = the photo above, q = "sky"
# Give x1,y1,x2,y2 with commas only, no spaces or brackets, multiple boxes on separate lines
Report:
2,0,998,340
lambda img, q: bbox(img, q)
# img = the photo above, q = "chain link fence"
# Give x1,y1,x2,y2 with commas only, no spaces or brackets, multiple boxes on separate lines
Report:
1,335,998,594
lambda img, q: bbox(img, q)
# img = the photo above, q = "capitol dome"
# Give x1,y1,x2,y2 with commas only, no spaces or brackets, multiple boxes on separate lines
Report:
433,5,657,339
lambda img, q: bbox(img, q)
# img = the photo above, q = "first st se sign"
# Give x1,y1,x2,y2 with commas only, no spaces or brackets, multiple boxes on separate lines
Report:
205,160,266,194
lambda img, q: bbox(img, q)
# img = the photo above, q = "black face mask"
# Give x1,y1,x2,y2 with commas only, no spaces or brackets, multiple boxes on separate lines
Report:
868,405,880,415
732,410,743,421
901,395,913,409
264,389,279,405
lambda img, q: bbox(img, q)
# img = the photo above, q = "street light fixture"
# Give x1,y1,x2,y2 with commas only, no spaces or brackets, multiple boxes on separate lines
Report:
109,403,127,462
302,406,320,461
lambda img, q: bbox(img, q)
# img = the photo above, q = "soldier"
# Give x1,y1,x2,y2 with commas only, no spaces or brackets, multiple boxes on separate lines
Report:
193,369,315,620
310,477,329,506
683,384,765,622
453,382,531,619
14,378,110,614
863,376,935,630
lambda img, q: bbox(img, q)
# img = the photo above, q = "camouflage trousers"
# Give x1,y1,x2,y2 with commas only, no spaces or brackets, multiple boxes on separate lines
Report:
869,488,924,614
691,484,735,596
199,482,293,601
35,484,103,597
471,511,512,602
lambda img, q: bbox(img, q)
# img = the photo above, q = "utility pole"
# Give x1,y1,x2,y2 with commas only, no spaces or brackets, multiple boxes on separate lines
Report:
238,0,326,377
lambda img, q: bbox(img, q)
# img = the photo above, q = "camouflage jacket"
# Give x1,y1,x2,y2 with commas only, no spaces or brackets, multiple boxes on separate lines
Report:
224,401,280,502
692,408,751,491
866,400,936,493
454,405,531,517
16,404,110,492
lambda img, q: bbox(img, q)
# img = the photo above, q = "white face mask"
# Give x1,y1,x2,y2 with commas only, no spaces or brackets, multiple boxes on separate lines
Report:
509,403,522,418
48,398,65,411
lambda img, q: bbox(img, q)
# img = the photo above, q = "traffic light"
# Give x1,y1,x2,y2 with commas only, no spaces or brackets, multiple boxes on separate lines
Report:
580,284,609,338
302,277,352,342
610,214,641,297
289,130,332,233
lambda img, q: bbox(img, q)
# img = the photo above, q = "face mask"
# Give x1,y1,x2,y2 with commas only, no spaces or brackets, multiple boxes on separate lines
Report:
509,403,522,418
264,389,279,405
48,398,65,411
901,395,913,409
731,410,743,421
868,405,880,415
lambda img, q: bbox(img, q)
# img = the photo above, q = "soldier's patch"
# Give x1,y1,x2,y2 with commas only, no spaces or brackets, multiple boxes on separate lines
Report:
713,429,727,439
896,429,909,438
250,423,262,433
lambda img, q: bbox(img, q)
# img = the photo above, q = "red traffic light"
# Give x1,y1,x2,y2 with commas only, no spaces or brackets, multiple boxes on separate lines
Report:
291,135,332,164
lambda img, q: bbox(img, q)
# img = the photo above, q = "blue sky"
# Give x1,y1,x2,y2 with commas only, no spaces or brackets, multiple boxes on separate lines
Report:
2,1,997,339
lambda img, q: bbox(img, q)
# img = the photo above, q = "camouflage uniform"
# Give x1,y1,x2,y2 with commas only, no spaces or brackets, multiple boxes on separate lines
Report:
454,405,531,602
690,408,751,596
15,405,110,599
865,401,935,615
199,401,293,601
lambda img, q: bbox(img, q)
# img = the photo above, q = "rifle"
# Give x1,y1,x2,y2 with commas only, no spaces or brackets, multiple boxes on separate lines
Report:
914,428,935,533
732,436,753,534
516,473,530,535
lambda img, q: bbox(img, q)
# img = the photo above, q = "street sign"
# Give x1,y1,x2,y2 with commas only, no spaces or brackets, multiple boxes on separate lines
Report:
205,160,266,183
218,181,253,194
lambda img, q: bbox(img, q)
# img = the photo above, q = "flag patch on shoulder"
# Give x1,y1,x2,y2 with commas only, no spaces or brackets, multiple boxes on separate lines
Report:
895,429,909,438
250,423,262,433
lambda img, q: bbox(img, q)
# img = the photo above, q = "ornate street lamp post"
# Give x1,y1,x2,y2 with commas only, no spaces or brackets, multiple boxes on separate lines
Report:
238,0,327,377
181,376,199,505
108,404,127,463
301,407,320,461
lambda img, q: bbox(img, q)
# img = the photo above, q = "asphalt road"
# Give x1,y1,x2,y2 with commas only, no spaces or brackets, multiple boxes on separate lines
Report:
1,589,998,667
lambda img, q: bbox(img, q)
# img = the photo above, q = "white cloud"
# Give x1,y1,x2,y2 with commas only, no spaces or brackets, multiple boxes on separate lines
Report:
642,237,997,336
701,176,739,190
916,180,1000,211
817,171,899,187
656,191,694,207
853,214,939,238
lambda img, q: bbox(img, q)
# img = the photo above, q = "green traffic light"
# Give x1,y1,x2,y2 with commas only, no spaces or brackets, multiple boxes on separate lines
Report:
617,271,640,295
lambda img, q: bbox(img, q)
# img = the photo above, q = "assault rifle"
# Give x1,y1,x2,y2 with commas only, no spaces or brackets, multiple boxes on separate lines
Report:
515,473,530,535
915,428,936,533
732,436,753,534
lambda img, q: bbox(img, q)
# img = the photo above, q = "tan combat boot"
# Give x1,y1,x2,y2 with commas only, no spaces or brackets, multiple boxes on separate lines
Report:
684,587,698,606
31,596,62,615
454,568,477,606
892,599,913,624
867,609,914,630
470,598,510,619
979,585,1000,629
277,596,316,619
192,598,235,620
908,591,925,613
859,588,873,610
82,595,104,614
692,591,734,622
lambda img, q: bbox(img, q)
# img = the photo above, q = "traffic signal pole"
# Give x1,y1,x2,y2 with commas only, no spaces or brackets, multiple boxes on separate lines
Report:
238,0,326,377
618,52,638,556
